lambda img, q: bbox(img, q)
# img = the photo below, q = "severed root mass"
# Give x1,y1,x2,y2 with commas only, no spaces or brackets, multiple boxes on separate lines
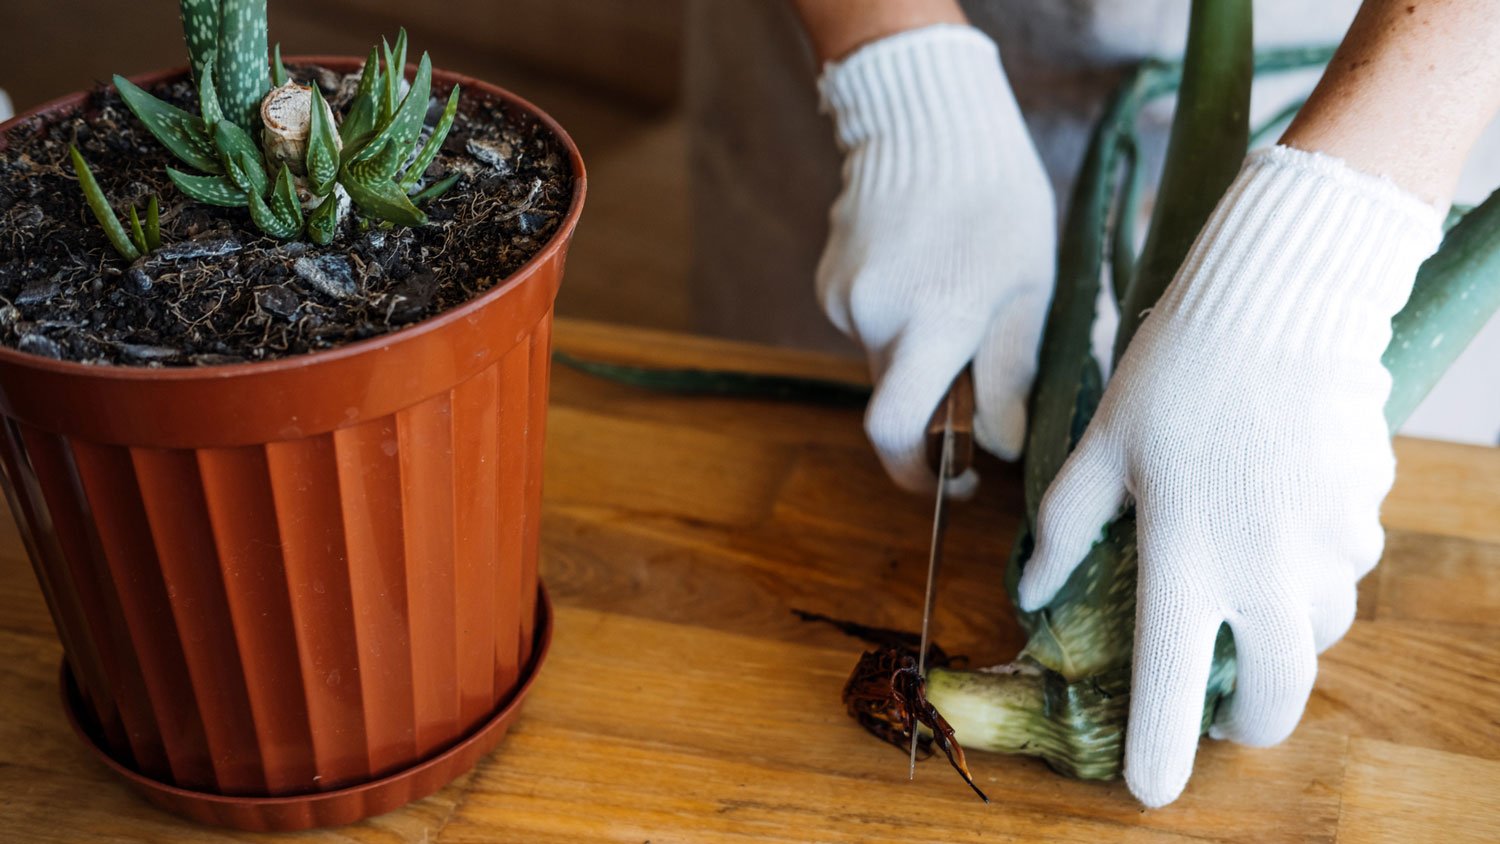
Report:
842,648,990,803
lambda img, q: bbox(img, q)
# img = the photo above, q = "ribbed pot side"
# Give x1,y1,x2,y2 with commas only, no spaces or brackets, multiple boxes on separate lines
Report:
0,58,584,831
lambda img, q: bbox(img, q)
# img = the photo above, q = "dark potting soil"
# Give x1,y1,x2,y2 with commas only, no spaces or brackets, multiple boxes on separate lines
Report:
0,64,573,366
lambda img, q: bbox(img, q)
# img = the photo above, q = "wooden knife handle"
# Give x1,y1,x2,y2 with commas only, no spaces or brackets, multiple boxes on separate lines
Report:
925,366,975,479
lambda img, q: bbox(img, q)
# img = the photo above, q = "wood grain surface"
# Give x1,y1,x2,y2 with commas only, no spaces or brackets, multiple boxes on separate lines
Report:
0,318,1496,842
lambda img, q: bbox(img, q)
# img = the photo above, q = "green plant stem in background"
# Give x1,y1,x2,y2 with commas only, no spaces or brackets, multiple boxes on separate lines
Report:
1111,0,1251,365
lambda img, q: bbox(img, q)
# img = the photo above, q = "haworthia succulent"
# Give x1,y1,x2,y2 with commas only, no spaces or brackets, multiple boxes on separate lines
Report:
353,51,432,176
306,191,342,246
249,164,304,239
341,46,384,150
213,119,268,197
344,176,427,228
215,0,270,128
113,75,222,175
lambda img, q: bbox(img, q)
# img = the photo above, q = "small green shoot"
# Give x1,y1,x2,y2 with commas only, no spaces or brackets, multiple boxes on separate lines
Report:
68,145,141,261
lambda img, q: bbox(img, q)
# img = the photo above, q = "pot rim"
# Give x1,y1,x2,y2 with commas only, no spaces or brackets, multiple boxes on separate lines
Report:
0,55,587,384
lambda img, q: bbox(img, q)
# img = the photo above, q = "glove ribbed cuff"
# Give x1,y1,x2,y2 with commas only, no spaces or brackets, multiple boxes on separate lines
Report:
1160,145,1444,359
817,24,1029,188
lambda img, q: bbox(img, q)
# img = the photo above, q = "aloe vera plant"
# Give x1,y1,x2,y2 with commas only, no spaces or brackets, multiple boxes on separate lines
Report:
555,0,1500,794
95,1,460,248
908,1,1500,784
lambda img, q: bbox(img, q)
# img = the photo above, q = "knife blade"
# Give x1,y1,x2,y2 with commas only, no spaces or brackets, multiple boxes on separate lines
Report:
909,367,975,779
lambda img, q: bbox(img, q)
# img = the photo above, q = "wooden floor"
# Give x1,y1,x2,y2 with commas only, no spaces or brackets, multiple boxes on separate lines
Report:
0,320,1497,841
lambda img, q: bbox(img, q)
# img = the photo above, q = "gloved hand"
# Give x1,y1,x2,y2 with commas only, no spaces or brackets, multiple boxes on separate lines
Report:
816,24,1055,493
1018,146,1443,808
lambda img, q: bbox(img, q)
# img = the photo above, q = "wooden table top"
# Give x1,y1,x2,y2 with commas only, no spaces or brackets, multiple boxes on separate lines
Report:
2,318,1498,842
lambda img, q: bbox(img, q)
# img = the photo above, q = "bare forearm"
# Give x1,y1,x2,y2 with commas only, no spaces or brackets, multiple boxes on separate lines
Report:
789,0,968,63
1282,0,1500,207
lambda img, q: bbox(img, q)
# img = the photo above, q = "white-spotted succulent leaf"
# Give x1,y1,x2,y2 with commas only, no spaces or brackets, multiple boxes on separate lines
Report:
306,85,341,196
197,57,224,128
167,169,249,207
341,46,384,149
178,0,221,87
213,119,268,197
113,75,222,174
249,164,304,238
215,0,270,128
344,176,426,228
306,190,343,245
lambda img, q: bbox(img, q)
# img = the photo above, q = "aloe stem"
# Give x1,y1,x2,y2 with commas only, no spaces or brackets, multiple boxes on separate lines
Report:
214,0,269,128
1111,0,1252,365
178,0,221,87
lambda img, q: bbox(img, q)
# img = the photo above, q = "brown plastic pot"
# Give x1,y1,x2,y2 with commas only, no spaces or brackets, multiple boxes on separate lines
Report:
0,57,584,831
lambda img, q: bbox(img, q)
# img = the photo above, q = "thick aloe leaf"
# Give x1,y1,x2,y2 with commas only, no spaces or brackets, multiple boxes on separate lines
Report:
214,119,268,197
306,85,341,196
401,85,460,191
68,145,140,261
113,75,222,175
1384,194,1500,425
343,176,427,227
167,168,248,207
215,0,270,128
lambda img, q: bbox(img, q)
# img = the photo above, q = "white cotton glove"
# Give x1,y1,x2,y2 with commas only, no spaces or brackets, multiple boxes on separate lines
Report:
1017,146,1442,808
817,25,1056,493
